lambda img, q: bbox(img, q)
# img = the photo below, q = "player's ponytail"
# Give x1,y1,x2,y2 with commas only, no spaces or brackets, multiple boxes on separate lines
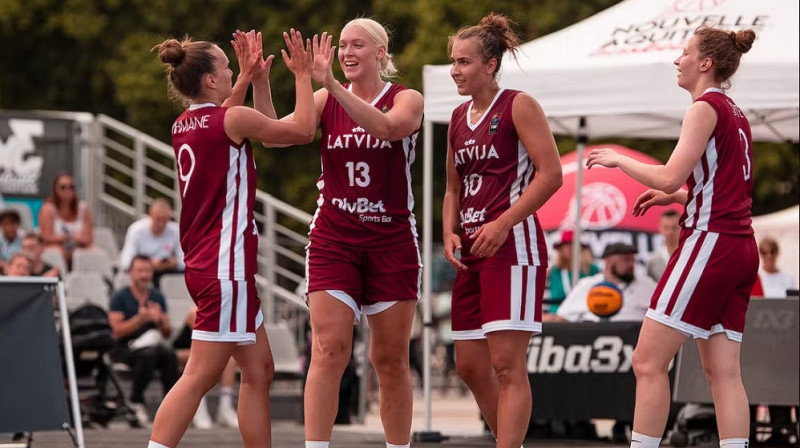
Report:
154,36,216,103
448,12,521,79
694,26,756,88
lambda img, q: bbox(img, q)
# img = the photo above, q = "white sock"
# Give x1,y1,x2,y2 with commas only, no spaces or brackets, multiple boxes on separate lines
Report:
219,386,233,410
386,444,410,448
305,442,330,448
147,442,171,448
720,438,749,448
630,431,661,448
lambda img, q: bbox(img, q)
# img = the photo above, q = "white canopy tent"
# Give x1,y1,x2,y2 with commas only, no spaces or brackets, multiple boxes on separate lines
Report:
416,0,799,435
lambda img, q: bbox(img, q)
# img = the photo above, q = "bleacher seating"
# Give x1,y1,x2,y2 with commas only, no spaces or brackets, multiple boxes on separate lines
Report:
93,226,120,267
159,273,194,331
72,248,114,283
266,323,303,380
42,247,68,276
65,271,110,311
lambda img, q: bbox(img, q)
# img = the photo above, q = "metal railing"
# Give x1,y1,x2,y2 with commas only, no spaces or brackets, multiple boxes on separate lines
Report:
88,114,310,345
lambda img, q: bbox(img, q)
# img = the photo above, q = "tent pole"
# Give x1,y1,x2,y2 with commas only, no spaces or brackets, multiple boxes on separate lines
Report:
413,119,445,443
571,117,588,288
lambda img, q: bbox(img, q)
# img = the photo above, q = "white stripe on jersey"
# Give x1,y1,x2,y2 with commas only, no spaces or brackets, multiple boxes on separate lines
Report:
219,279,233,333
233,147,249,279
696,141,718,231
404,131,420,240
510,266,523,321
236,279,248,334
523,266,538,322
218,147,240,279
510,141,537,265
654,230,701,314
668,232,718,319
684,137,715,229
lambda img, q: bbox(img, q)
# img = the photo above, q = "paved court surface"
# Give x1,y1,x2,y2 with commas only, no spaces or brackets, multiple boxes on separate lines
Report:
3,423,619,448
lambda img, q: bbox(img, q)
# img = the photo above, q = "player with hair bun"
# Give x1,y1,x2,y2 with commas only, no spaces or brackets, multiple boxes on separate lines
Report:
587,26,758,448
146,29,316,448
443,12,562,448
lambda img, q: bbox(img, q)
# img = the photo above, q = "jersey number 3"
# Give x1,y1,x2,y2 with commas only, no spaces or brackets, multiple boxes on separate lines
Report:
739,128,752,181
346,161,371,187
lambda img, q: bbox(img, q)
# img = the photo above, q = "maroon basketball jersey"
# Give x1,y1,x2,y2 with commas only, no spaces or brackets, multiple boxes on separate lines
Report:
682,89,754,235
448,89,548,271
171,104,258,280
310,82,420,250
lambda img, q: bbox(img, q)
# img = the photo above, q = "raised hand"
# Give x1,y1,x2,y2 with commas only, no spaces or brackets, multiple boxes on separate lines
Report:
311,32,336,86
250,30,275,85
281,28,312,78
632,189,674,217
231,29,260,81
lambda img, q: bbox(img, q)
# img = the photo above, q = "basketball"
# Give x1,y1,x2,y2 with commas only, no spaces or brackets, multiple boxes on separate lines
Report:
586,281,623,318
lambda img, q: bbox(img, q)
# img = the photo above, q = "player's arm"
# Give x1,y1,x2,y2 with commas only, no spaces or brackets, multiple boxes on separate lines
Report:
469,94,562,257
222,30,257,108
326,84,423,141
442,131,466,270
312,32,423,141
499,93,563,227
587,102,716,193
260,88,327,148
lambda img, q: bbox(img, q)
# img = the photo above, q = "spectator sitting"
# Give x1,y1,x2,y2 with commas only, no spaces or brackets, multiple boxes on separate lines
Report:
38,173,94,265
108,254,178,426
21,233,59,278
546,229,598,314
3,252,32,276
757,236,796,298
119,198,184,288
555,242,657,323
645,210,681,281
172,306,239,429
0,209,25,273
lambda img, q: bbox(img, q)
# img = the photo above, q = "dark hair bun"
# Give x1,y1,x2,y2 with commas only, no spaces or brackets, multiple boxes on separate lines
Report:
733,29,756,53
479,12,512,33
157,39,185,66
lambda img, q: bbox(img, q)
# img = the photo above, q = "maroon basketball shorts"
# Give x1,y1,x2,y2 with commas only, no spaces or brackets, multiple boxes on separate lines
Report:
451,264,545,340
185,269,263,345
646,228,758,342
306,238,421,321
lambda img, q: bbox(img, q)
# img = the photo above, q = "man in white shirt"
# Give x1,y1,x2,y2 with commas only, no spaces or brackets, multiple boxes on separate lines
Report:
645,210,680,282
556,242,657,323
119,198,184,287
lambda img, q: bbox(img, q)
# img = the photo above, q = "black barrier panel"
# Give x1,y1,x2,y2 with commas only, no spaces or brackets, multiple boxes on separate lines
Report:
0,281,70,432
529,321,642,421
674,298,800,406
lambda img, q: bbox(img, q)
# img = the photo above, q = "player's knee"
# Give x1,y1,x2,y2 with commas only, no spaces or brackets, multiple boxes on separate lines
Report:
490,356,525,387
631,346,665,379
370,349,407,377
241,359,274,388
455,357,486,385
703,362,740,388
312,334,351,370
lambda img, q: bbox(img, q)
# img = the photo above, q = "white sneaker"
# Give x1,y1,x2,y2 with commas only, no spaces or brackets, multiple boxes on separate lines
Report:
216,405,239,428
130,402,149,427
192,399,213,429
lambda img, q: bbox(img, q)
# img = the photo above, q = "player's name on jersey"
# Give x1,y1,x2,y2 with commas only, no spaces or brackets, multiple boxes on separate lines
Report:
326,132,392,150
172,115,210,135
453,144,499,167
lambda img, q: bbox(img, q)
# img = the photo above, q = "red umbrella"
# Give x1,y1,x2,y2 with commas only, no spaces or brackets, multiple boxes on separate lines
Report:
538,144,683,232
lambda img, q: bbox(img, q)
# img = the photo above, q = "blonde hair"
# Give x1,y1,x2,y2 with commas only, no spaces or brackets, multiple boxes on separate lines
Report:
344,18,397,80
